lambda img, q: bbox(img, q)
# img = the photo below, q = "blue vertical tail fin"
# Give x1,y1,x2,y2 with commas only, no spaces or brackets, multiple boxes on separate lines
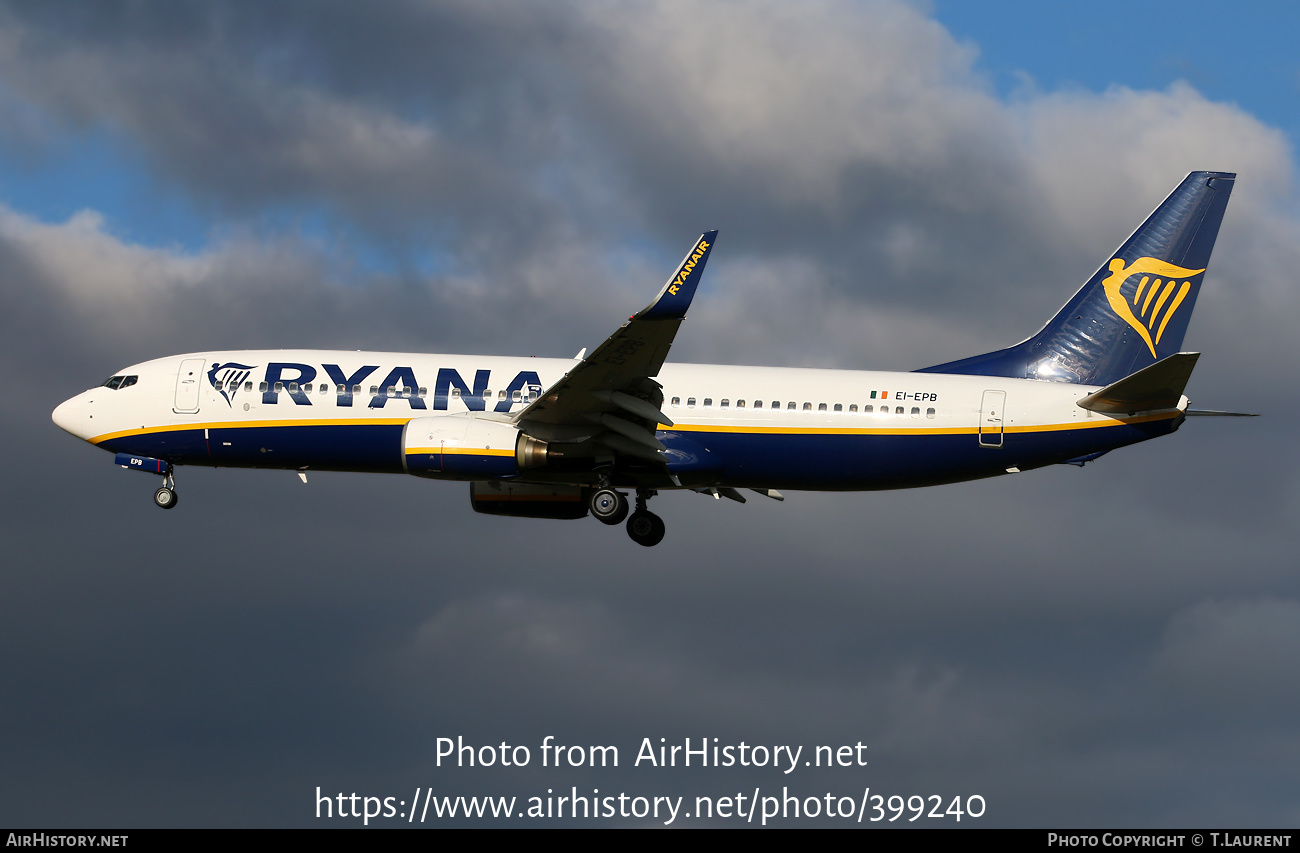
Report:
918,171,1235,386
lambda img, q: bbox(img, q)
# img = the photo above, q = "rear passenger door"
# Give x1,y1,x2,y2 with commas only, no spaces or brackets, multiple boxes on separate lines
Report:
978,390,1005,448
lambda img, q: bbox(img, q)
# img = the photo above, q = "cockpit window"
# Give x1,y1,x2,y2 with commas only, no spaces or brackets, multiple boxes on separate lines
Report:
102,375,138,390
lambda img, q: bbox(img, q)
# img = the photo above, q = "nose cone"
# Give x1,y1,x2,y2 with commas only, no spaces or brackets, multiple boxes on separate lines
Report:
52,394,90,440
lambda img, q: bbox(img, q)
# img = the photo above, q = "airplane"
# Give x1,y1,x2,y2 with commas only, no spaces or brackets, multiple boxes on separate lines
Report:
52,171,1249,546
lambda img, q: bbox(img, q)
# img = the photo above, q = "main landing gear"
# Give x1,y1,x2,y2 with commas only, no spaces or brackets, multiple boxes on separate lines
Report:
626,506,665,547
589,487,629,525
153,469,178,510
588,486,665,546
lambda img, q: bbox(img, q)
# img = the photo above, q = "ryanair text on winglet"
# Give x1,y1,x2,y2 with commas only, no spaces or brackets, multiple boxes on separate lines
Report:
667,239,710,296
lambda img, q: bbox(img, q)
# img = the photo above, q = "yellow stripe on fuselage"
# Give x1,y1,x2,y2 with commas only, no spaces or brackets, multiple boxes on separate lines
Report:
661,410,1177,437
90,410,1178,448
404,447,515,457
89,417,413,445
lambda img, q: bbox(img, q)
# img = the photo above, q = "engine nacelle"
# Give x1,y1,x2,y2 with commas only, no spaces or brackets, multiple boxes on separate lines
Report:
469,481,589,519
403,415,551,479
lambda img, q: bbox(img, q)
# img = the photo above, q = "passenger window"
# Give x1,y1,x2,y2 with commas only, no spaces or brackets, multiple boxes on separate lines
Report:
720,399,729,408
452,388,461,397
336,384,346,394
865,404,873,413
274,382,284,393
770,401,779,410
288,382,299,392
244,381,253,392
849,404,858,412
419,387,428,398
512,390,522,401
259,382,269,392
687,397,696,408
352,384,361,395
369,385,378,395
911,406,920,417
736,399,745,408
803,402,811,411
703,398,712,407
818,403,827,412
895,406,904,415
926,407,936,419
787,401,796,410
499,390,507,399
671,397,680,407
401,387,411,398
833,403,842,412
386,386,396,398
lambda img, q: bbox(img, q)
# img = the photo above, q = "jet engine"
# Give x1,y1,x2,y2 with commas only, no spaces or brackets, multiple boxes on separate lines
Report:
403,415,555,479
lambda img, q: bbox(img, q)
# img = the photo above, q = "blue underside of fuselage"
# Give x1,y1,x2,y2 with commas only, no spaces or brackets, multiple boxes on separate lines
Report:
97,418,1176,489
101,424,408,474
676,419,1174,489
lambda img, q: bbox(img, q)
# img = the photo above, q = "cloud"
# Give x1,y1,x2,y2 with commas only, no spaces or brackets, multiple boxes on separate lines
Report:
1151,597,1300,721
3,0,1300,827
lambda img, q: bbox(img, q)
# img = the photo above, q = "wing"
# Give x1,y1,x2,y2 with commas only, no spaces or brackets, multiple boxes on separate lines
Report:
513,231,717,463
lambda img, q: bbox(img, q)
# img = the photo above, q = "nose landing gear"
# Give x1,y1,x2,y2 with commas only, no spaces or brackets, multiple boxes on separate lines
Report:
153,469,178,510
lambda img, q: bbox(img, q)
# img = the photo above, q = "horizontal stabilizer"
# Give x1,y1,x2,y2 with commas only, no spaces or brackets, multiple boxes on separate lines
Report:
1186,409,1260,417
1077,352,1199,415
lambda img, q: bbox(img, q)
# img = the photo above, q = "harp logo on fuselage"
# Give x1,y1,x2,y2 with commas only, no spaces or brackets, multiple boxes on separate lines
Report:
207,362,258,407
1101,256,1205,358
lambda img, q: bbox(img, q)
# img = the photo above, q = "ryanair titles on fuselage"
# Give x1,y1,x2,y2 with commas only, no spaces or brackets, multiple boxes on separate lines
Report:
210,360,543,413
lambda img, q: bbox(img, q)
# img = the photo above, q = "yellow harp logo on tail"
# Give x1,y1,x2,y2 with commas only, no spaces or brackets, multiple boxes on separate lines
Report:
1101,257,1204,358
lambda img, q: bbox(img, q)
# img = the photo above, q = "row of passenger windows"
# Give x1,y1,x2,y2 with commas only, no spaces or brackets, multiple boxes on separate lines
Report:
669,396,937,418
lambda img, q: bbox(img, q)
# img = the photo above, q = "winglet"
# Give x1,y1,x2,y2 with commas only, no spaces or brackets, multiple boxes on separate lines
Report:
638,230,718,320
1077,352,1199,414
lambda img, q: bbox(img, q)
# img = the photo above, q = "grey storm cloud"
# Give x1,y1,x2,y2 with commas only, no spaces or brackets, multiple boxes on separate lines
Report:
1,0,1294,371
1,0,1298,828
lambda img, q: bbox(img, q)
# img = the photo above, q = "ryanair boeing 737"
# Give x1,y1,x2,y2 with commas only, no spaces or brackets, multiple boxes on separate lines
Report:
52,172,1248,546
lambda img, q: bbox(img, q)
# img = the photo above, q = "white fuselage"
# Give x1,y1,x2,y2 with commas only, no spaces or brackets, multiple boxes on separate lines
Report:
52,350,1184,491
